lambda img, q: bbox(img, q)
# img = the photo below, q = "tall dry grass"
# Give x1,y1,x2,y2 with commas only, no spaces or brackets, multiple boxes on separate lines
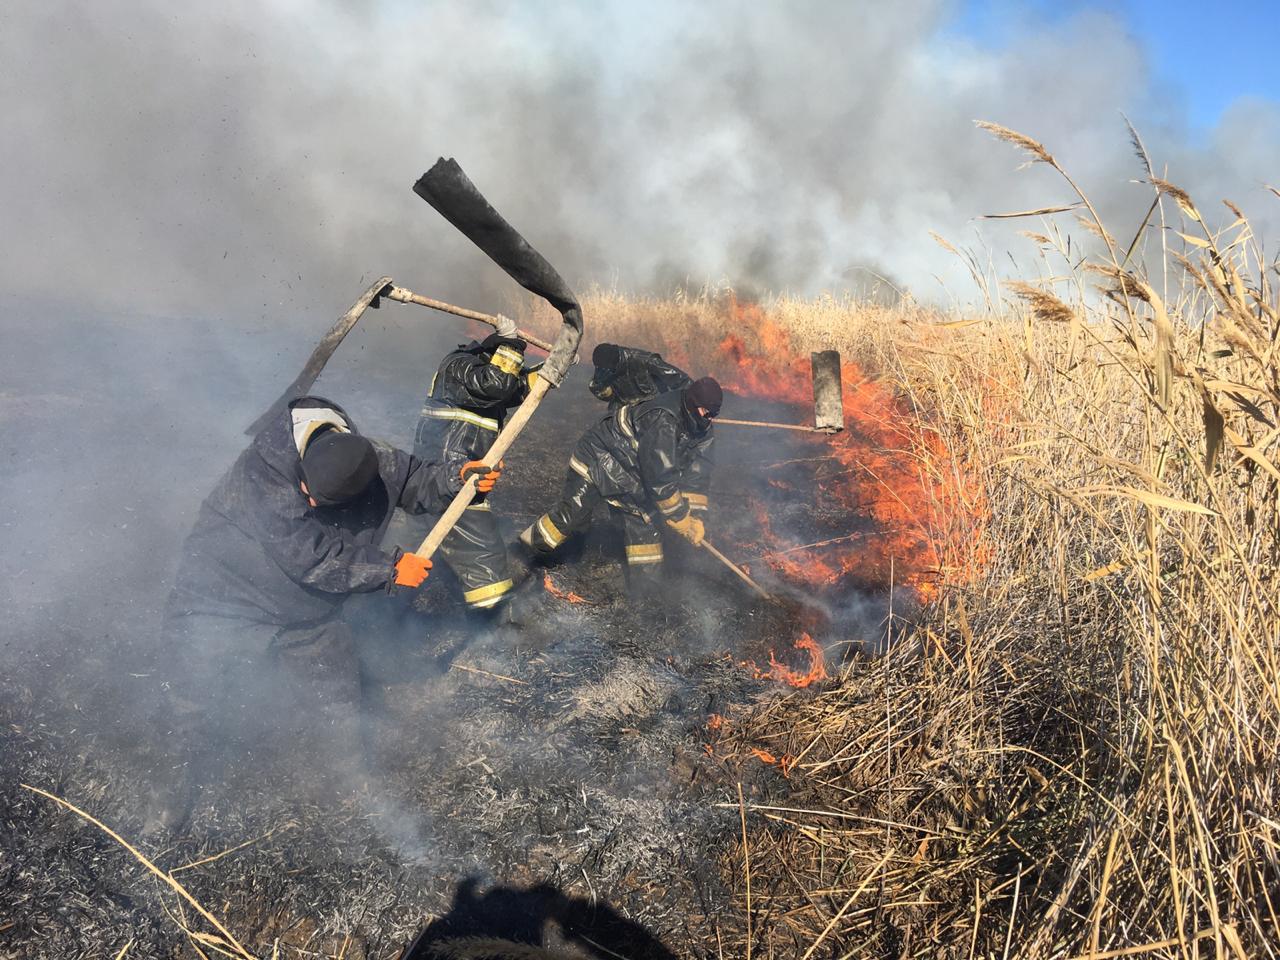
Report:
732,126,1278,958
567,129,1280,957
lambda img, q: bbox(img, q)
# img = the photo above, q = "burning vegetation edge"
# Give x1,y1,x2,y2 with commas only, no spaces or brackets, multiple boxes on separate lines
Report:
699,134,1280,956
7,128,1280,959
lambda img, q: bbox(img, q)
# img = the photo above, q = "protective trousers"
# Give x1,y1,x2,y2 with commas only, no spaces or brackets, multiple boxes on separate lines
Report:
426,501,515,610
159,613,362,748
146,611,366,831
528,471,664,588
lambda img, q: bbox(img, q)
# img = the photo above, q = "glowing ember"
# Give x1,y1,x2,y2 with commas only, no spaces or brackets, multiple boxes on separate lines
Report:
706,713,727,731
542,572,590,605
750,748,796,777
752,633,828,688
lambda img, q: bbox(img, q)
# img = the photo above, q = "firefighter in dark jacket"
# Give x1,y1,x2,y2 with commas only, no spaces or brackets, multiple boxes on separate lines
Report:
588,342,690,409
520,376,722,590
153,395,499,829
412,328,538,613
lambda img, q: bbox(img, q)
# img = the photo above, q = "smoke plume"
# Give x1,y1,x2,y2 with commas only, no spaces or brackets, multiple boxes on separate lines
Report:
3,1,1276,321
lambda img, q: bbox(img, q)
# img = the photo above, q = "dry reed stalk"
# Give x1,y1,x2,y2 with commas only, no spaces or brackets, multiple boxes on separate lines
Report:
170,822,296,875
662,125,1280,958
20,783,257,959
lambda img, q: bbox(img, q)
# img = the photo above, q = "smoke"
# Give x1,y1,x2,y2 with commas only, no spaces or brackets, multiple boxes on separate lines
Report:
3,1,1277,321
0,5,1275,942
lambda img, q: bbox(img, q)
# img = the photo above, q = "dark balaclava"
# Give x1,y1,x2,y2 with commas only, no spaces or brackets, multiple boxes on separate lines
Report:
301,432,379,506
592,342,622,372
589,342,625,400
681,376,723,432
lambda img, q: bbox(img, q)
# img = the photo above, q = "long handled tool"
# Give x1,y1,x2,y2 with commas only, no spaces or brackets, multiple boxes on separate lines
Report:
667,521,769,599
246,276,394,435
716,349,845,434
382,285,554,352
410,158,583,563
699,538,770,598
246,278,557,435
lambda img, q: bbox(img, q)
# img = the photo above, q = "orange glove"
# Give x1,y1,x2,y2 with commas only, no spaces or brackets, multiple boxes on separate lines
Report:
393,552,432,588
667,514,705,546
461,459,503,494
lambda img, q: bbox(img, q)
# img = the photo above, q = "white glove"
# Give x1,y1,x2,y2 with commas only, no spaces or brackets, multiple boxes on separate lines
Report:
493,313,518,338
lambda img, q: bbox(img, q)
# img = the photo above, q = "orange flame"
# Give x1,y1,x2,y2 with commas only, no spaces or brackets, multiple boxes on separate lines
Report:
542,572,590,605
659,294,990,603
751,633,828,688
706,713,728,731
750,748,796,777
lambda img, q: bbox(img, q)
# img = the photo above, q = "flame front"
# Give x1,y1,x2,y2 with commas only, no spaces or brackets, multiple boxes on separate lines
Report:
664,295,990,603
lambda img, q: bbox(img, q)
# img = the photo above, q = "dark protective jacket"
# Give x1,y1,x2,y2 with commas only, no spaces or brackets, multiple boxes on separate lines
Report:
589,345,690,407
167,396,457,627
569,389,713,522
414,341,531,470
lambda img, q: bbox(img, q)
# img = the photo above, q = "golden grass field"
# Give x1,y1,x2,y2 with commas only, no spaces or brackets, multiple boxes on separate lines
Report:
558,126,1280,957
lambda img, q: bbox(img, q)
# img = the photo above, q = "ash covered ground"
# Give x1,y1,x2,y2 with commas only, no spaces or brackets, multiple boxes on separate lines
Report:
0,304,892,958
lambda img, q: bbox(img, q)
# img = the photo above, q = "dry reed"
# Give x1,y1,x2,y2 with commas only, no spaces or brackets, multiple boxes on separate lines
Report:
560,126,1280,958
709,127,1276,958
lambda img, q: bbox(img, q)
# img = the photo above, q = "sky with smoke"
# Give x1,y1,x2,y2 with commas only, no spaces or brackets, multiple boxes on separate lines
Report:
3,0,1277,321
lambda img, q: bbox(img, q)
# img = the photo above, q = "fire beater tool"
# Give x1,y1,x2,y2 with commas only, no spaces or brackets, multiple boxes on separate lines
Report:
409,158,584,564
245,279,556,436
715,349,845,434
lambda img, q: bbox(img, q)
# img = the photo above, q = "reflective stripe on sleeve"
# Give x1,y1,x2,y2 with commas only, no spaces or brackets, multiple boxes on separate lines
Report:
420,407,500,432
617,405,637,444
656,491,684,515
683,492,709,511
490,346,523,376
568,456,591,479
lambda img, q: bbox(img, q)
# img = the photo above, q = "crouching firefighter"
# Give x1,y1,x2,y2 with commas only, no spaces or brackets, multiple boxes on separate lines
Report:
521,376,722,594
151,395,498,831
412,326,539,617
587,342,690,409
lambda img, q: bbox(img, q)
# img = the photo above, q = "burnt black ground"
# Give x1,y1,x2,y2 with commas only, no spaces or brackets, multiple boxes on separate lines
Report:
0,302,887,959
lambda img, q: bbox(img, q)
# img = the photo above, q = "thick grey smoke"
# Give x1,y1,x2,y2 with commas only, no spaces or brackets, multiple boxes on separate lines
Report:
3,1,1276,321
5,8,1275,943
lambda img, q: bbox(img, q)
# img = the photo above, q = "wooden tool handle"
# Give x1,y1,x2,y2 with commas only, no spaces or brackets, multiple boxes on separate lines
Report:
700,538,771,598
667,519,770,598
717,416,839,434
384,285,554,352
414,376,553,560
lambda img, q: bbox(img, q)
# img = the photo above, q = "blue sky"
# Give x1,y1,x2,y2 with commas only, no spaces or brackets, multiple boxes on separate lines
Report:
949,0,1279,130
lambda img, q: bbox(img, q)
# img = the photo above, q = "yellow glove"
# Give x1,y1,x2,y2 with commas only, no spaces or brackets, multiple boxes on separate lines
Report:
667,514,705,546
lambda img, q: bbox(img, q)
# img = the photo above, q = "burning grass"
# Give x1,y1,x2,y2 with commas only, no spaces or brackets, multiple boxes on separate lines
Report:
7,130,1278,957
679,156,1274,957
513,134,1280,957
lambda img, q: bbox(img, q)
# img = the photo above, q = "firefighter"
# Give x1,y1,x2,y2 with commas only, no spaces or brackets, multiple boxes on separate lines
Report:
151,395,500,830
588,342,690,409
410,322,539,615
520,376,722,593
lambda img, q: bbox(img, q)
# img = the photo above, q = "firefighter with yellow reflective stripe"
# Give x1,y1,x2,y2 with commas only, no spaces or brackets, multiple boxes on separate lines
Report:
411,325,539,613
521,377,721,594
